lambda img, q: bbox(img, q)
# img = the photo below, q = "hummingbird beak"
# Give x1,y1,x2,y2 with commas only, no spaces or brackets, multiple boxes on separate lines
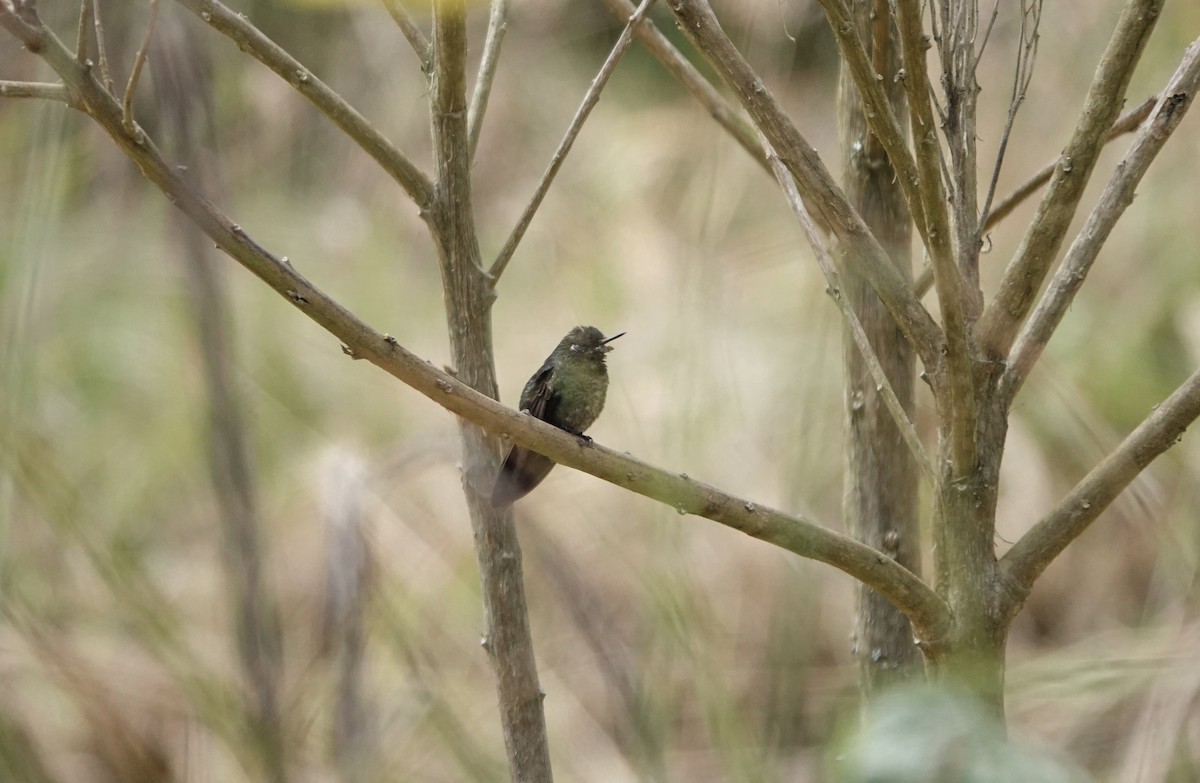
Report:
600,332,625,352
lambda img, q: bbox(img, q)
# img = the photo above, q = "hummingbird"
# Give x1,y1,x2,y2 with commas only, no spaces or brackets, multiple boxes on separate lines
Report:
491,326,624,508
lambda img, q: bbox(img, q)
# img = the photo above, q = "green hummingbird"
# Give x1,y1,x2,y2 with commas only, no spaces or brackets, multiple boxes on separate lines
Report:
491,326,624,508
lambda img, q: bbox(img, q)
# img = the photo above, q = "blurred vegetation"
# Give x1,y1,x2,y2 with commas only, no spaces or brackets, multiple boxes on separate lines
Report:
2,0,1200,780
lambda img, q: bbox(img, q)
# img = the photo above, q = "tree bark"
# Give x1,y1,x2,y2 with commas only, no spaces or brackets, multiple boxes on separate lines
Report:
837,0,923,696
429,3,554,781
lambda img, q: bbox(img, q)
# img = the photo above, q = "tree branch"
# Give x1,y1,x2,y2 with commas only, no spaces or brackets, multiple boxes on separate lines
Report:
0,79,72,103
428,1,554,779
1003,40,1200,402
173,0,435,208
121,0,158,135
379,0,432,69
999,366,1200,610
595,0,768,173
666,0,945,373
467,0,509,161
976,0,1164,359
487,0,656,285
813,0,931,250
763,134,937,486
0,3,952,642
977,0,1041,235
894,0,976,473
912,96,1156,298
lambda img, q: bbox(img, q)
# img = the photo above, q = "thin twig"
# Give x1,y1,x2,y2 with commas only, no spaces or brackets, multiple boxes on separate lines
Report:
176,0,434,208
91,0,114,93
75,0,91,61
122,0,159,136
972,0,1001,73
0,2,954,643
1003,40,1200,402
0,79,72,103
977,0,1042,235
379,0,431,68
595,0,767,173
467,0,509,161
976,0,1165,359
912,96,1156,298
763,135,937,486
487,0,657,284
999,365,1200,608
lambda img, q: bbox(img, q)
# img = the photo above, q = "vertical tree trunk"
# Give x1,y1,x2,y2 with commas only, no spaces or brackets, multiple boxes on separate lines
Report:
429,3,554,780
837,0,923,696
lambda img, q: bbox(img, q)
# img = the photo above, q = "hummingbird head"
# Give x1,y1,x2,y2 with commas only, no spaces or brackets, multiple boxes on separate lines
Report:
560,326,624,360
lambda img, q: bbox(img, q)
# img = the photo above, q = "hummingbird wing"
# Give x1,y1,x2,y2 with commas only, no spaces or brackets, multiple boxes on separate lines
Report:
520,364,559,423
492,365,560,507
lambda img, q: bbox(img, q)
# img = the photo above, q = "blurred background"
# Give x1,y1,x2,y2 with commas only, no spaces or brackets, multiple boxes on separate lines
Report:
2,0,1199,780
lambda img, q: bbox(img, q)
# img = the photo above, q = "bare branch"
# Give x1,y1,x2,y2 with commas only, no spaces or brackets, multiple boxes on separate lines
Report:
0,79,71,103
667,0,945,372
763,134,937,486
976,0,1164,359
938,0,983,302
895,0,975,471
813,0,931,250
978,0,1042,234
91,0,114,93
1003,40,1200,401
912,96,1156,298
467,0,509,161
75,0,90,60
487,0,656,284
999,366,1200,609
0,5,953,643
175,0,435,208
595,0,768,173
121,0,158,136
379,0,431,69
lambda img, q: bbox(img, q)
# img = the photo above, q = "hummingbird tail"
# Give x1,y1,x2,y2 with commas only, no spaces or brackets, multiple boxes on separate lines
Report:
491,447,557,508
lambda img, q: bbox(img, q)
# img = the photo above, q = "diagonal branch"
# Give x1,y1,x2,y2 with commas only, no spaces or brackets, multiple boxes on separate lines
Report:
999,366,1200,611
173,0,435,208
467,0,509,161
595,0,768,173
763,135,937,486
487,0,656,285
379,0,432,69
666,0,944,372
1003,40,1200,403
975,0,1164,359
0,3,953,643
813,0,931,250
